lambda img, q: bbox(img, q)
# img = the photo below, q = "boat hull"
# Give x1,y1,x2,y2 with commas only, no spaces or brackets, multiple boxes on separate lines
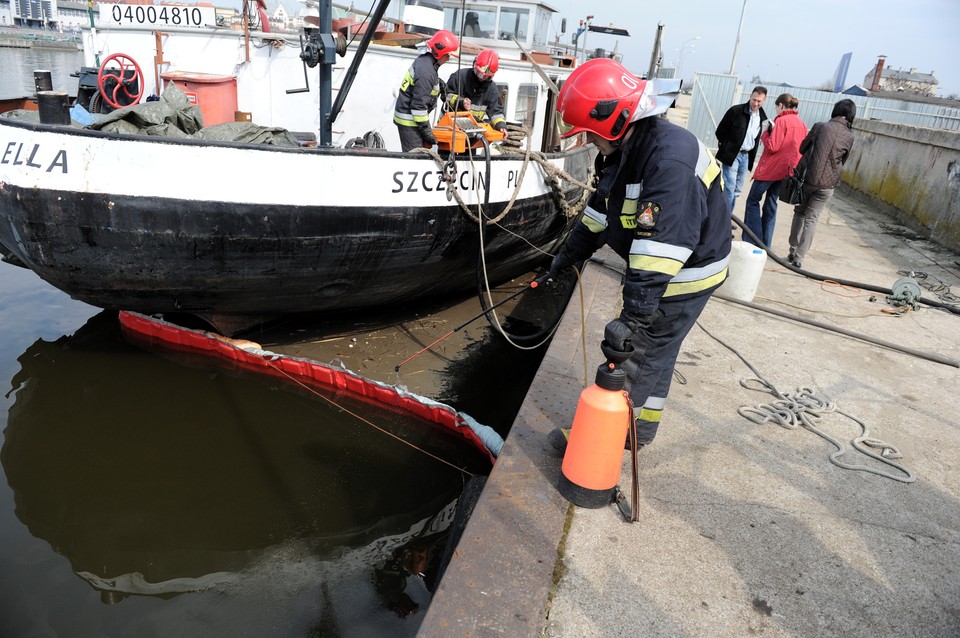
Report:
0,118,593,316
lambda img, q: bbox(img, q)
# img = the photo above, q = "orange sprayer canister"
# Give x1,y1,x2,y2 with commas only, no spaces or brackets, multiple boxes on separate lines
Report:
558,361,631,508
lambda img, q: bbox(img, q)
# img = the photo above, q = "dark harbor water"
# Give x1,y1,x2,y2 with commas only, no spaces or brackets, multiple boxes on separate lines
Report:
0,44,576,635
0,257,568,637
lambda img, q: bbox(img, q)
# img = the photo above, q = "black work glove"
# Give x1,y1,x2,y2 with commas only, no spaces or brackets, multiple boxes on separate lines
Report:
547,250,574,280
419,122,437,146
605,309,659,352
604,318,636,353
619,308,660,332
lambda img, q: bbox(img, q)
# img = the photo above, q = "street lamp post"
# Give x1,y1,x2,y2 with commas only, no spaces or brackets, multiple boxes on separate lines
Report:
729,0,748,74
677,36,701,80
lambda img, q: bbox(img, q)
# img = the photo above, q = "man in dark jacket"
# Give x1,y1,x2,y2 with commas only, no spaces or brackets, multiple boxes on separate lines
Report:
548,58,731,451
715,86,767,212
445,49,508,137
393,30,459,152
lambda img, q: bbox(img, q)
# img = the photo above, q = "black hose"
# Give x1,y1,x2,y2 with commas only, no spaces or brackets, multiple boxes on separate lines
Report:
732,214,960,316
586,256,959,368
712,292,958,368
472,135,564,345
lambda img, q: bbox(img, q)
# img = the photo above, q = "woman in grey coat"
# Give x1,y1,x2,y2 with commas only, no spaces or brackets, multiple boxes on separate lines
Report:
787,99,856,268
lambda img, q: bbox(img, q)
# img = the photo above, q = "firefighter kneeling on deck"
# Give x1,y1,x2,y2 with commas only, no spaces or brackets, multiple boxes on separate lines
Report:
548,58,731,452
445,49,509,138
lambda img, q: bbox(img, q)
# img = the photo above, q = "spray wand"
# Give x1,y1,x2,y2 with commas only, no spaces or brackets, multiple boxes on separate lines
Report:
394,273,550,372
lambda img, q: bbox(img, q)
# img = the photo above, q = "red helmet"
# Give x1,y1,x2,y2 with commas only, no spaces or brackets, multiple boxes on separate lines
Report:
556,58,648,140
474,49,499,79
426,30,459,59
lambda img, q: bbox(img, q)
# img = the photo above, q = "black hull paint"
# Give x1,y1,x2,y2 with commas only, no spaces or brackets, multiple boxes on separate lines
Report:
0,116,594,319
0,182,581,316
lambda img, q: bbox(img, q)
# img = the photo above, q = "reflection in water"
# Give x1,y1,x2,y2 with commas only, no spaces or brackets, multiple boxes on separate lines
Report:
0,46,83,99
1,312,486,625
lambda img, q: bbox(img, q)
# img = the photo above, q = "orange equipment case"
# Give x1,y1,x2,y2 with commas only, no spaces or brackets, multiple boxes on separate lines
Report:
160,71,238,126
432,111,506,153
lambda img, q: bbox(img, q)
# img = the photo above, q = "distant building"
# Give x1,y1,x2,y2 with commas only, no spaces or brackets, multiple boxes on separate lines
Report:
749,76,794,89
842,84,870,97
5,0,58,29
58,1,92,32
1,0,94,30
863,59,938,96
270,3,287,30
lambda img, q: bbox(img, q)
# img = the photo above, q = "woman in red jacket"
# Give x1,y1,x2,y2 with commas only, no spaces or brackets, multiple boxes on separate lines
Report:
742,93,806,248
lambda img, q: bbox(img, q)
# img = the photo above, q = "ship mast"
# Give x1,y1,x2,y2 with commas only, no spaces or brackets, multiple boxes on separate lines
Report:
315,0,333,145
312,0,390,145
329,0,392,132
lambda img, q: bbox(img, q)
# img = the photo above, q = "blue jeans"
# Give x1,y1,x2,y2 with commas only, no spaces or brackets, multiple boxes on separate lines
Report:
742,179,781,248
722,152,749,212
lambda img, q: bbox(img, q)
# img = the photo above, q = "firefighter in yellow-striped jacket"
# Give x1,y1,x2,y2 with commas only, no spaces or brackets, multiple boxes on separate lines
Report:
393,30,459,152
548,58,731,451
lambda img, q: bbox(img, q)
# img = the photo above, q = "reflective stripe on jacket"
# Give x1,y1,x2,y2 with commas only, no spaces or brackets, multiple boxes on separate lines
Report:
394,53,442,127
445,67,506,128
561,117,731,316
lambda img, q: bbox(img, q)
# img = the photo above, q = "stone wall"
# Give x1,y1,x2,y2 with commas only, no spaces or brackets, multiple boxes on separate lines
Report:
842,119,960,252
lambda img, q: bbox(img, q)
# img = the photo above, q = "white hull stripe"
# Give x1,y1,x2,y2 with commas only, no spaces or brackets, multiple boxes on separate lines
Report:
0,122,576,208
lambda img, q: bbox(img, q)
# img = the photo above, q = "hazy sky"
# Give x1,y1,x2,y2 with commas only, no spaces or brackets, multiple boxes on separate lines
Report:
551,0,960,97
246,0,959,97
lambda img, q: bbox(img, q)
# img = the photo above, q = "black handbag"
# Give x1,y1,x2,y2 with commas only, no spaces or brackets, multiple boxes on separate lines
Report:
779,165,806,205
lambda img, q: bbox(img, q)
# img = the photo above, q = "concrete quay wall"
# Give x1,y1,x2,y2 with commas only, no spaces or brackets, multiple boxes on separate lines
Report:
843,119,960,251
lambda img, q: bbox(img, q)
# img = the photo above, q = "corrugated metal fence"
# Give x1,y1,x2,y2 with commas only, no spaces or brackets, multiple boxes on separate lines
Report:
687,72,960,150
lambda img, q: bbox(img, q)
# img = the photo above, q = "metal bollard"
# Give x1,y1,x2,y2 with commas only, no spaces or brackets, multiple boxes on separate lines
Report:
34,70,53,94
37,91,72,125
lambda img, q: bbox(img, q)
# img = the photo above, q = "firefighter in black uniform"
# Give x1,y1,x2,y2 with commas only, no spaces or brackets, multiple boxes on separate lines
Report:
548,58,731,450
445,49,508,137
393,30,459,152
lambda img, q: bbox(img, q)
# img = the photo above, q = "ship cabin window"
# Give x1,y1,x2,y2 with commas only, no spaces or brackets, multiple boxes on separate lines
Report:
497,7,529,42
444,6,496,38
531,7,552,47
516,83,538,131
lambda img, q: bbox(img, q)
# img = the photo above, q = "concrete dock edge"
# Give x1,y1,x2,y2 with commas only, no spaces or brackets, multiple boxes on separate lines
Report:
417,250,623,637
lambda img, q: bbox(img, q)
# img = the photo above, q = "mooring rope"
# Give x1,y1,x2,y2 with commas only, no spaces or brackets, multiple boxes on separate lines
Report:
411,129,593,225
697,321,915,483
